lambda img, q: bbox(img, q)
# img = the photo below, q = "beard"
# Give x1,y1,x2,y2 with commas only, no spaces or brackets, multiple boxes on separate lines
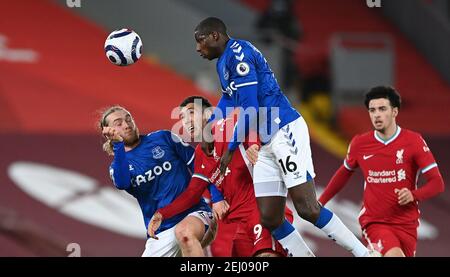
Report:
123,128,140,146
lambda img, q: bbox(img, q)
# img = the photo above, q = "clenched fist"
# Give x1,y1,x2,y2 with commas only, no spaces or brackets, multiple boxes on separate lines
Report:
102,127,123,142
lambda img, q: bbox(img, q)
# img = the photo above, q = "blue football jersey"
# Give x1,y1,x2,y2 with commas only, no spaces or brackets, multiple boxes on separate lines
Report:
215,38,300,146
109,130,210,235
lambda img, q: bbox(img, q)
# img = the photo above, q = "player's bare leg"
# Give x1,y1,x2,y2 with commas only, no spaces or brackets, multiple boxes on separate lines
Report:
256,196,286,230
174,216,207,257
287,180,321,222
384,247,405,257
256,196,315,257
289,180,369,257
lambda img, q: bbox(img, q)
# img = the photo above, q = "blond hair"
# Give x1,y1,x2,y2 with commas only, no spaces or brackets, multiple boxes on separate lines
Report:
98,105,130,156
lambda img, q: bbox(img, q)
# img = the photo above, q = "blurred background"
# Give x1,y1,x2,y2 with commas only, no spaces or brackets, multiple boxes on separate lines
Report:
0,0,449,256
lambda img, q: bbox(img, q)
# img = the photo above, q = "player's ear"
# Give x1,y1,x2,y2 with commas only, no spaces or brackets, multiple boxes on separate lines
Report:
392,107,399,117
211,31,219,41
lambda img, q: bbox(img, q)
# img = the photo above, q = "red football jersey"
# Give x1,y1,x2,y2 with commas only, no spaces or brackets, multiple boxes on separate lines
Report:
192,119,257,223
345,127,438,228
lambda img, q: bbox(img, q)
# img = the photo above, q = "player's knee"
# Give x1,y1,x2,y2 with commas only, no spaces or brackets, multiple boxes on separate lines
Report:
296,202,321,223
174,224,196,246
260,214,284,232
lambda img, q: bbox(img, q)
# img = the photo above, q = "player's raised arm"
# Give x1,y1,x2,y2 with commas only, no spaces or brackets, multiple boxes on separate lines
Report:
243,126,262,165
102,125,131,190
208,93,234,124
227,53,259,153
109,141,132,190
100,107,139,190
220,62,259,174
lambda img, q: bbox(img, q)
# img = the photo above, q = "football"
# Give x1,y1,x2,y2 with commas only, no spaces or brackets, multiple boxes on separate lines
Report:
104,28,143,66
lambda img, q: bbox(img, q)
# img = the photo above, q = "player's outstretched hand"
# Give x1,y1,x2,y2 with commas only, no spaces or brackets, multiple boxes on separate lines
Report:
395,188,414,205
212,200,230,220
219,149,234,175
148,212,163,239
102,127,124,142
246,144,260,165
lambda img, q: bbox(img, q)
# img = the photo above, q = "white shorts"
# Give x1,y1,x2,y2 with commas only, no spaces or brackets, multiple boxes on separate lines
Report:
141,210,213,257
253,116,316,197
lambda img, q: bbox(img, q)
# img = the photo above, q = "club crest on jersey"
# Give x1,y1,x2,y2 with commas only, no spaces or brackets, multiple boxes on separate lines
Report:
152,146,165,159
396,149,404,164
236,62,250,76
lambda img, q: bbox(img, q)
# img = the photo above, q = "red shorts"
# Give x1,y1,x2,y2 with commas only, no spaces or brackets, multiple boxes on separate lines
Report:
210,221,239,257
231,207,294,257
362,223,417,257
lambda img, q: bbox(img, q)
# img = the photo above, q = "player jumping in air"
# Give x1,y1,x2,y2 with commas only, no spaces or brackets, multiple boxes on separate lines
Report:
193,17,370,257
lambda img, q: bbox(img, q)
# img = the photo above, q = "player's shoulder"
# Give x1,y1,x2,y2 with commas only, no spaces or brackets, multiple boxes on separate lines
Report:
399,128,427,148
226,39,257,62
233,39,255,50
400,127,422,140
145,129,171,140
146,129,168,136
351,131,373,146
194,144,205,156
145,130,187,145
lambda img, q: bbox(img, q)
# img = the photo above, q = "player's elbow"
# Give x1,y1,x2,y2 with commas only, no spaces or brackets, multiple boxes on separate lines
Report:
432,173,445,195
114,183,129,190
113,179,130,190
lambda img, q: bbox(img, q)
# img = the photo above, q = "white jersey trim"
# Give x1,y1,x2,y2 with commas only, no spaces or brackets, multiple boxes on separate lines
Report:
421,163,437,174
192,173,209,183
235,81,258,88
186,153,195,165
374,125,402,145
358,206,366,219
343,160,354,171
